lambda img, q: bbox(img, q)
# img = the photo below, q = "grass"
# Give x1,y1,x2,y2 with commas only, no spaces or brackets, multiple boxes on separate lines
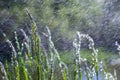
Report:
60,48,119,80
0,9,118,80
60,49,119,65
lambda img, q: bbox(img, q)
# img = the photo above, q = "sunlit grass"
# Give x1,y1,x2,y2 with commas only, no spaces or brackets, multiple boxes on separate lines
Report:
0,9,117,80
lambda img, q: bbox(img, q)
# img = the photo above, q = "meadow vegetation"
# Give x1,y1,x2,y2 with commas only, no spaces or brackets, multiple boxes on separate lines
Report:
0,0,120,80
0,9,117,80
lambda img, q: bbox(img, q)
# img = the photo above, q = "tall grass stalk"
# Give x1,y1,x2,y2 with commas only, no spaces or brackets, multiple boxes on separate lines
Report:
26,8,54,80
46,26,69,80
73,32,82,80
72,32,117,80
0,62,8,80
6,40,20,80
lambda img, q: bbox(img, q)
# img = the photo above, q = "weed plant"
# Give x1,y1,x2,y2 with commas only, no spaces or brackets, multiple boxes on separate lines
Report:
0,9,117,80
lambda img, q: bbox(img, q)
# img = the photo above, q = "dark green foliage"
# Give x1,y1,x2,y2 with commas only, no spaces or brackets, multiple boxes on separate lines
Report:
91,0,120,49
1,0,120,51
0,0,27,8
